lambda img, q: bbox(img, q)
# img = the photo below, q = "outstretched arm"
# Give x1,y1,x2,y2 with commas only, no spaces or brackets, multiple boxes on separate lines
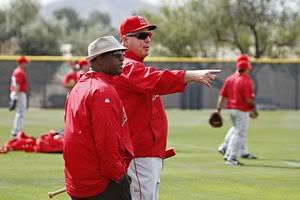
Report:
184,69,221,87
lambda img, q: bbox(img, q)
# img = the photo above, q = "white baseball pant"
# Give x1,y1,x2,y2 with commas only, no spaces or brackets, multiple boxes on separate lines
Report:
10,91,27,137
224,109,249,160
127,157,163,200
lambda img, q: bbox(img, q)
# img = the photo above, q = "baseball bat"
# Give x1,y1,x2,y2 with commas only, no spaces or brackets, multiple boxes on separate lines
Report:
48,187,66,198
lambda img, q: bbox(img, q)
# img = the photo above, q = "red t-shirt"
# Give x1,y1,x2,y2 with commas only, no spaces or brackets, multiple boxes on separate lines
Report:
62,71,78,87
64,71,134,198
220,72,255,112
10,67,28,92
114,50,186,158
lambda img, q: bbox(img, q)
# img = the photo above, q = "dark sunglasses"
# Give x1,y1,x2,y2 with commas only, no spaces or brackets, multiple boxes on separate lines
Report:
126,32,153,40
111,50,124,59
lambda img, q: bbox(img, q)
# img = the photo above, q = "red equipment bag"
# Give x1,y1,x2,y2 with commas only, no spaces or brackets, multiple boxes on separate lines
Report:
35,130,64,153
4,131,36,151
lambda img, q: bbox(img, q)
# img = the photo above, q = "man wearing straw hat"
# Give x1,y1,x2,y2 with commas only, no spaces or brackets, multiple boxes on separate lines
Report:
64,36,134,200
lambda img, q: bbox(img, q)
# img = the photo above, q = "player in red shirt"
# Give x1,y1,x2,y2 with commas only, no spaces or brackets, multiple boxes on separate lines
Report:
216,57,257,165
76,59,90,80
217,55,258,161
114,16,221,200
62,60,78,90
10,56,30,138
64,36,134,200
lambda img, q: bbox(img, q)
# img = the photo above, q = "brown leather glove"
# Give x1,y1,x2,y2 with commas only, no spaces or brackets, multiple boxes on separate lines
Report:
209,111,223,127
249,110,259,119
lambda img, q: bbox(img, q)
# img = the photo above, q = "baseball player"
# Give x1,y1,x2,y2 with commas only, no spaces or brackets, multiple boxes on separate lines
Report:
10,56,30,138
216,57,257,165
64,36,134,200
61,60,78,90
76,59,90,80
114,15,220,200
217,55,257,160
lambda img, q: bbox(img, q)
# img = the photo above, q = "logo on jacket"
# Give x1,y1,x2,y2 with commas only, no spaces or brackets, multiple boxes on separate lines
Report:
104,98,110,103
152,95,159,101
122,107,128,127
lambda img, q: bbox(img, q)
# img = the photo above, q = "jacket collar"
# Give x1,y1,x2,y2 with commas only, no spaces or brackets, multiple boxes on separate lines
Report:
124,50,144,62
85,70,114,84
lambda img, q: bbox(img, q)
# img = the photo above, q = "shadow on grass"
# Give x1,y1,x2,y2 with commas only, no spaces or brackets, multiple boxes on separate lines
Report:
257,158,300,163
243,159,300,170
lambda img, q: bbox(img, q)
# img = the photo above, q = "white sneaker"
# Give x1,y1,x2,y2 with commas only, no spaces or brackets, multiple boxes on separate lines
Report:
218,146,226,155
226,159,244,166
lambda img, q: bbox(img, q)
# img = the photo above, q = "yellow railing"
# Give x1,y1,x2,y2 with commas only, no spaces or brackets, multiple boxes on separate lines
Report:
1,55,300,63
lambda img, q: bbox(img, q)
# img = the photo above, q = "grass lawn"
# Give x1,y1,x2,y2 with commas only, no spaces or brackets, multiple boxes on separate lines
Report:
0,108,299,200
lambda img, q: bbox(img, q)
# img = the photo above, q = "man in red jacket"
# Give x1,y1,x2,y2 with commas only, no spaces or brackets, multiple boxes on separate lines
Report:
216,59,257,165
114,16,221,200
64,36,134,200
10,56,30,138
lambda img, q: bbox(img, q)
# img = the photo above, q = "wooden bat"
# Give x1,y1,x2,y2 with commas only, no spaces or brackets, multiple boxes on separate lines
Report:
48,187,66,198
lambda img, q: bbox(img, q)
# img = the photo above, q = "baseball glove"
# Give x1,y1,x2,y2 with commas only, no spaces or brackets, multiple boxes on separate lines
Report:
249,110,259,119
8,99,17,111
209,112,223,128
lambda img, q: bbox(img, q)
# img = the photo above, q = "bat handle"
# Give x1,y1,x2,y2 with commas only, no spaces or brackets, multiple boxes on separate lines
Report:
48,187,66,198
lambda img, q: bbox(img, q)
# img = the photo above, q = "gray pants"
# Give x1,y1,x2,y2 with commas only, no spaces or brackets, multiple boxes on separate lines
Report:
10,92,27,137
219,127,249,156
224,109,249,160
128,158,162,200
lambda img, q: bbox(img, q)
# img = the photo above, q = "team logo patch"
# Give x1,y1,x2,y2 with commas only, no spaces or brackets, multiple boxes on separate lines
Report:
138,16,147,26
104,98,110,103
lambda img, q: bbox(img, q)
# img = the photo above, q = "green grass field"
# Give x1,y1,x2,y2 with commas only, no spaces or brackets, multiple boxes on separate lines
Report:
0,108,299,200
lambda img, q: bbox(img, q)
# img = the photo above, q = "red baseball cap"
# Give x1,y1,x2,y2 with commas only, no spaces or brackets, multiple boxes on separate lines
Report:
119,16,157,37
78,60,89,69
236,60,252,70
17,56,30,64
236,54,250,63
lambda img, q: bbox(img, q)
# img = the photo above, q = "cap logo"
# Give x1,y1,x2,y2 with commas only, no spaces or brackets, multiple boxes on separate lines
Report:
138,16,147,26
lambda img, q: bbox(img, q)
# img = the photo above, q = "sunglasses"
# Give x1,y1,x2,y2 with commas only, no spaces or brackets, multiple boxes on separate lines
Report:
111,50,124,59
126,32,153,40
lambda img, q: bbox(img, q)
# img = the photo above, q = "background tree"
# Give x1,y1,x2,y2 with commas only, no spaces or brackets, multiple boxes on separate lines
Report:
53,10,116,56
0,1,115,56
142,0,300,58
53,8,83,33
0,0,40,54
18,19,61,55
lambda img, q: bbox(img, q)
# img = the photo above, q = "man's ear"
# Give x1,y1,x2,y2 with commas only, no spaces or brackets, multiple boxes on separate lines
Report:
121,37,129,47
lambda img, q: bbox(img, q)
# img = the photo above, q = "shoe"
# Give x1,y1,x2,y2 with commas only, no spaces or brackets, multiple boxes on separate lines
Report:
241,154,257,159
218,148,226,155
226,159,244,166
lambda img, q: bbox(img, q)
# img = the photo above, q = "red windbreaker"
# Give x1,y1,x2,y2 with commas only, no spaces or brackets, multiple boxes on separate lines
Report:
114,51,186,158
64,71,134,198
220,72,255,112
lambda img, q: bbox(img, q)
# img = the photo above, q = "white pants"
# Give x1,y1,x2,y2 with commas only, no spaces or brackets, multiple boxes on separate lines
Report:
224,109,249,160
219,126,249,156
128,157,163,200
10,92,27,137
